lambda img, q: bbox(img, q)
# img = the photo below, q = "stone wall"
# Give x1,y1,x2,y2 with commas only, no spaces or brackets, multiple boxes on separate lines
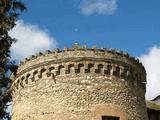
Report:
11,45,148,120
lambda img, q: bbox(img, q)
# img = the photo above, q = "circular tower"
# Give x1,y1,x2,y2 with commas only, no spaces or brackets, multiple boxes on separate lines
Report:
11,44,148,120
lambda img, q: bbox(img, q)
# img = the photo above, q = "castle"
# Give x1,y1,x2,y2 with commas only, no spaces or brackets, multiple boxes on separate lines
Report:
11,44,148,120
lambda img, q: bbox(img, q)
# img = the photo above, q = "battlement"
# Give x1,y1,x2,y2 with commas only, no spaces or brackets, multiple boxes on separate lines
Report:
12,44,146,92
17,44,144,73
12,44,148,120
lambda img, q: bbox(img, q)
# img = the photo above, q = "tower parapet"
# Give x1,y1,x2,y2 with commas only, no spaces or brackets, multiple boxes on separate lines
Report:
12,44,148,120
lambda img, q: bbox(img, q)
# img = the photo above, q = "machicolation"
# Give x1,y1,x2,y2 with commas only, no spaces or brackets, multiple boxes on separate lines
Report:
11,44,148,120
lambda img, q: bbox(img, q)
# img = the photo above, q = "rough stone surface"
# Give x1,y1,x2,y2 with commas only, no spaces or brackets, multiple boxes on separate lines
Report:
11,45,148,120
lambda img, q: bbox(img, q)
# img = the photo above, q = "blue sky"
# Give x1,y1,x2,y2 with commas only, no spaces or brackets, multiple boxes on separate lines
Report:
18,0,160,56
9,0,160,99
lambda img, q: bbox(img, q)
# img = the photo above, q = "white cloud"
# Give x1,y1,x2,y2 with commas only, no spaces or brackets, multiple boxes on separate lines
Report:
9,20,57,60
139,46,160,100
79,0,117,15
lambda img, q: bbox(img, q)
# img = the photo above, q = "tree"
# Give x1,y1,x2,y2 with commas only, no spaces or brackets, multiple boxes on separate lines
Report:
0,0,26,119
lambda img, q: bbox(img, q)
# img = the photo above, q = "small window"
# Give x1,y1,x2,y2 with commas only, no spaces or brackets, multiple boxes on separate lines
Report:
102,116,119,120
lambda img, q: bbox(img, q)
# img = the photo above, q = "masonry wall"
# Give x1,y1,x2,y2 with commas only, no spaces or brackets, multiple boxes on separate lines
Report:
11,46,148,120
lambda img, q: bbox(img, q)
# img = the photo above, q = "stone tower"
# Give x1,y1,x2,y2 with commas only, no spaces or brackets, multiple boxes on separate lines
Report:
11,44,148,120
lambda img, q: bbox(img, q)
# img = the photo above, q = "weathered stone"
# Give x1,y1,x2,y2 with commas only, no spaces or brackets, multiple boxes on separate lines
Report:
11,46,148,120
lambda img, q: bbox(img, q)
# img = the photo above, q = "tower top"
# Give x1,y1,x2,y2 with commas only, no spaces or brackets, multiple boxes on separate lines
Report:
18,44,144,72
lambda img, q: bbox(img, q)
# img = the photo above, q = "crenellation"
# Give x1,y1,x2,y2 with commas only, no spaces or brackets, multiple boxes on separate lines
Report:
24,58,30,62
45,50,51,54
16,48,145,75
51,48,60,54
12,45,148,120
30,55,36,59
37,52,43,56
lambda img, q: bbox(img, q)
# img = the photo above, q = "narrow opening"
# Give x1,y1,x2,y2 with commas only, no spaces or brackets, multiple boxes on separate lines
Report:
95,64,103,73
113,67,120,77
85,63,94,73
104,65,112,75
25,74,30,84
75,64,84,73
102,116,120,120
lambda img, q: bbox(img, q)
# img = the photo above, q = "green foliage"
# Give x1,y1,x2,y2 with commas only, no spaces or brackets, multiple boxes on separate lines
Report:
0,0,26,119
